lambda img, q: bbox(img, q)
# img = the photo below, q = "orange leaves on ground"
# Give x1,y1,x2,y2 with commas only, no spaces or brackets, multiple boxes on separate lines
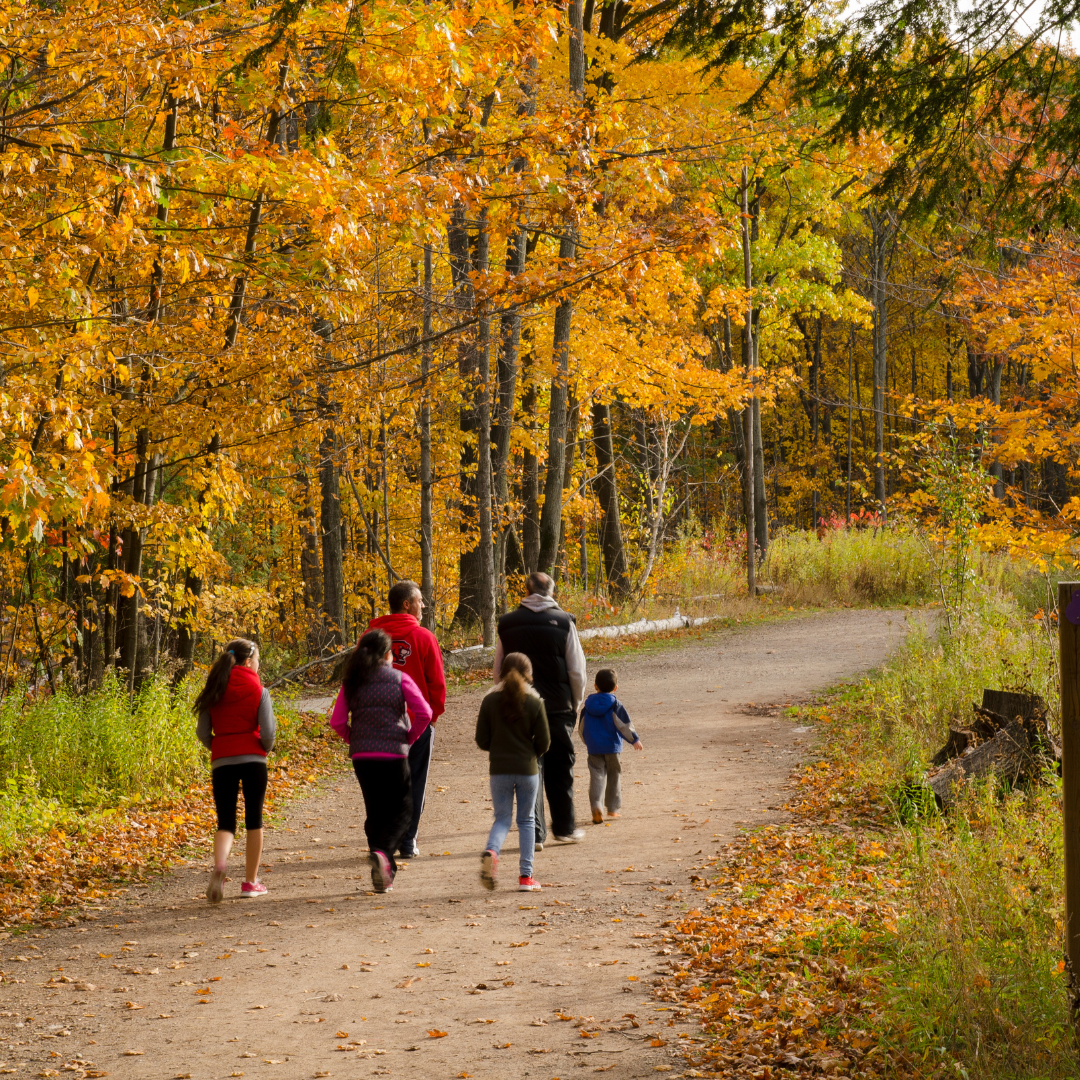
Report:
654,747,912,1078
427,1029,448,1038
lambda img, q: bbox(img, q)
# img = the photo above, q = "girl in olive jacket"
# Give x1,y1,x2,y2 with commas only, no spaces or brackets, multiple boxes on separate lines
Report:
475,652,550,892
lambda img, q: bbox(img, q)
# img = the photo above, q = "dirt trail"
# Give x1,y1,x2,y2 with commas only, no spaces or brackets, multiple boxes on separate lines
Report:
0,609,913,1080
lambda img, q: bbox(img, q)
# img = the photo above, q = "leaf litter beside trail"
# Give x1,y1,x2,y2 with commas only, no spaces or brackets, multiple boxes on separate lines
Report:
0,714,340,929
655,702,912,1080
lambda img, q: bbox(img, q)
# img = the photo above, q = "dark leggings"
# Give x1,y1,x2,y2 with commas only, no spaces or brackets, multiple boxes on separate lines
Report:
352,757,412,875
211,761,268,833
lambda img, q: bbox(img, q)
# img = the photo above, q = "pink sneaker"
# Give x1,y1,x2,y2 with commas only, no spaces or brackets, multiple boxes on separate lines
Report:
518,876,541,892
241,881,267,898
369,851,393,893
206,866,227,904
480,850,498,890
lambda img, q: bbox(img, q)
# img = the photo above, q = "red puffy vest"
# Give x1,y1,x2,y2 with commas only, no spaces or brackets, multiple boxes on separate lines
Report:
208,665,265,761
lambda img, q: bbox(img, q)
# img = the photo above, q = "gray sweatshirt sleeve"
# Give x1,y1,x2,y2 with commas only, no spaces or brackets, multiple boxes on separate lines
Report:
613,702,640,744
565,620,587,711
197,709,213,751
258,689,276,753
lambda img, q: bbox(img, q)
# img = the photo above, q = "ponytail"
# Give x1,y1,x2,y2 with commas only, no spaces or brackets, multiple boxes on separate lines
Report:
192,638,257,714
343,629,391,697
500,652,533,722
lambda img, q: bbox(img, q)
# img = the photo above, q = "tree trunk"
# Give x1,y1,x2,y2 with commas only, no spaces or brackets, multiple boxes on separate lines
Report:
868,208,893,519
493,227,527,610
450,202,482,626
420,244,435,630
537,241,574,575
118,429,149,679
318,425,345,647
741,166,756,594
522,380,540,575
475,220,496,645
591,400,629,596
536,0,584,576
314,318,345,649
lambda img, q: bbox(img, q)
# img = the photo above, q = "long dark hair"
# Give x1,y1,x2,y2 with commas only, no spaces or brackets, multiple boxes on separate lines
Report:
343,629,391,697
500,652,533,722
192,638,258,714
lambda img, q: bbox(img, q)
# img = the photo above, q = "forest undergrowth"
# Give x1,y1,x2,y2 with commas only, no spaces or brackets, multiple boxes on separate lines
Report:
663,582,1074,1079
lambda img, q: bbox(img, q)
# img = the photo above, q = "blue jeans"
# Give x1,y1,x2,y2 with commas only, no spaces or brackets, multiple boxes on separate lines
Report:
485,773,540,879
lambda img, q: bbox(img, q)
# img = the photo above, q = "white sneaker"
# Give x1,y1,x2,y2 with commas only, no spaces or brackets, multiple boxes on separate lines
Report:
535,842,544,852
552,829,586,843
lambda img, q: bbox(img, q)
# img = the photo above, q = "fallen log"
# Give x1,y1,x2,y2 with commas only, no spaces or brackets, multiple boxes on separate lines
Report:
927,720,1040,807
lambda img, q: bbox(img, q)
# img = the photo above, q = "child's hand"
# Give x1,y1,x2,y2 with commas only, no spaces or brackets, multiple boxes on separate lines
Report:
633,740,644,751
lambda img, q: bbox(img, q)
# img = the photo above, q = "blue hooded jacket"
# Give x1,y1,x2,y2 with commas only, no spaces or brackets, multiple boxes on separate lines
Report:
580,692,639,755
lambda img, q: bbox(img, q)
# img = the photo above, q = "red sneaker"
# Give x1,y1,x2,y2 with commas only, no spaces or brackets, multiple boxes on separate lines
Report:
517,876,541,892
241,881,267,898
480,850,498,890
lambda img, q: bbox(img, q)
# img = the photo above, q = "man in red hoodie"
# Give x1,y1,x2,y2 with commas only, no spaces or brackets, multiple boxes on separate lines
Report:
368,580,447,858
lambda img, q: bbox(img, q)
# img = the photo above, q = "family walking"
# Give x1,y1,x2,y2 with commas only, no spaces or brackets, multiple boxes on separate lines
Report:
194,572,642,900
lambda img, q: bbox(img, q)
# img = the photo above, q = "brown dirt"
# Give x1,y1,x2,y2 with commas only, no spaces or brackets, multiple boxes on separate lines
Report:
0,608,913,1080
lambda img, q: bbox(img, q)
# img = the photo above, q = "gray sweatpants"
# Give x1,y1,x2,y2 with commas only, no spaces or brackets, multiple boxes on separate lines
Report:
587,753,622,813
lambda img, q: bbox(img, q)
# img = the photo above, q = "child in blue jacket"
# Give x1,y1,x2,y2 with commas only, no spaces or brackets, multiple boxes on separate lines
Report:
578,668,643,823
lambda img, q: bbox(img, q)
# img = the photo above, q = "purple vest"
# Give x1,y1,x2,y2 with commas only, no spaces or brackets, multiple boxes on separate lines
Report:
346,664,410,757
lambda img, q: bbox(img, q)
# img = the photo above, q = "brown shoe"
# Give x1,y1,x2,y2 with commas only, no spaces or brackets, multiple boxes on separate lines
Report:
592,808,603,824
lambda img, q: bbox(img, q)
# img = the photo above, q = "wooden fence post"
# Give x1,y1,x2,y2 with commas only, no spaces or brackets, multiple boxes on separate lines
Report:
1058,581,1080,1035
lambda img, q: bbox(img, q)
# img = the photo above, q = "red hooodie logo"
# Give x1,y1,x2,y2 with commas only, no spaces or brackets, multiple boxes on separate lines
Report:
391,639,413,666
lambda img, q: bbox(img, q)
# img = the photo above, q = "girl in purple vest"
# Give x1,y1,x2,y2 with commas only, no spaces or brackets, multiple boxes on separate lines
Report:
194,638,276,903
329,628,433,893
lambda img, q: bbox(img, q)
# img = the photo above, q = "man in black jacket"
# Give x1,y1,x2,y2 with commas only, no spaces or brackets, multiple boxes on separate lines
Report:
493,572,587,846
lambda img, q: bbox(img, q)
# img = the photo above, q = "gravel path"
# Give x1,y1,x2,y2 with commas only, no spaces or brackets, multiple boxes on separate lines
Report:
0,608,914,1080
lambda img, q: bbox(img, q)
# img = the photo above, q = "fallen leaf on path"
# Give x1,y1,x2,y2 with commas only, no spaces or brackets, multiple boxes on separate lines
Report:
580,1031,599,1039
121,1050,143,1056
264,1060,284,1065
335,1032,348,1038
493,1042,511,1049
427,1030,447,1038
509,942,529,948
416,962,430,967
123,1002,143,1010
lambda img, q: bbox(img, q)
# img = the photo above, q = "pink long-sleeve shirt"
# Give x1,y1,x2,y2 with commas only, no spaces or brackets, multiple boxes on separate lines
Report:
328,668,432,759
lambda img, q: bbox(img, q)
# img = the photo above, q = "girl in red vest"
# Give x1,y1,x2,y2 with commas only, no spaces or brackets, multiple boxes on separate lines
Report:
194,638,276,903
